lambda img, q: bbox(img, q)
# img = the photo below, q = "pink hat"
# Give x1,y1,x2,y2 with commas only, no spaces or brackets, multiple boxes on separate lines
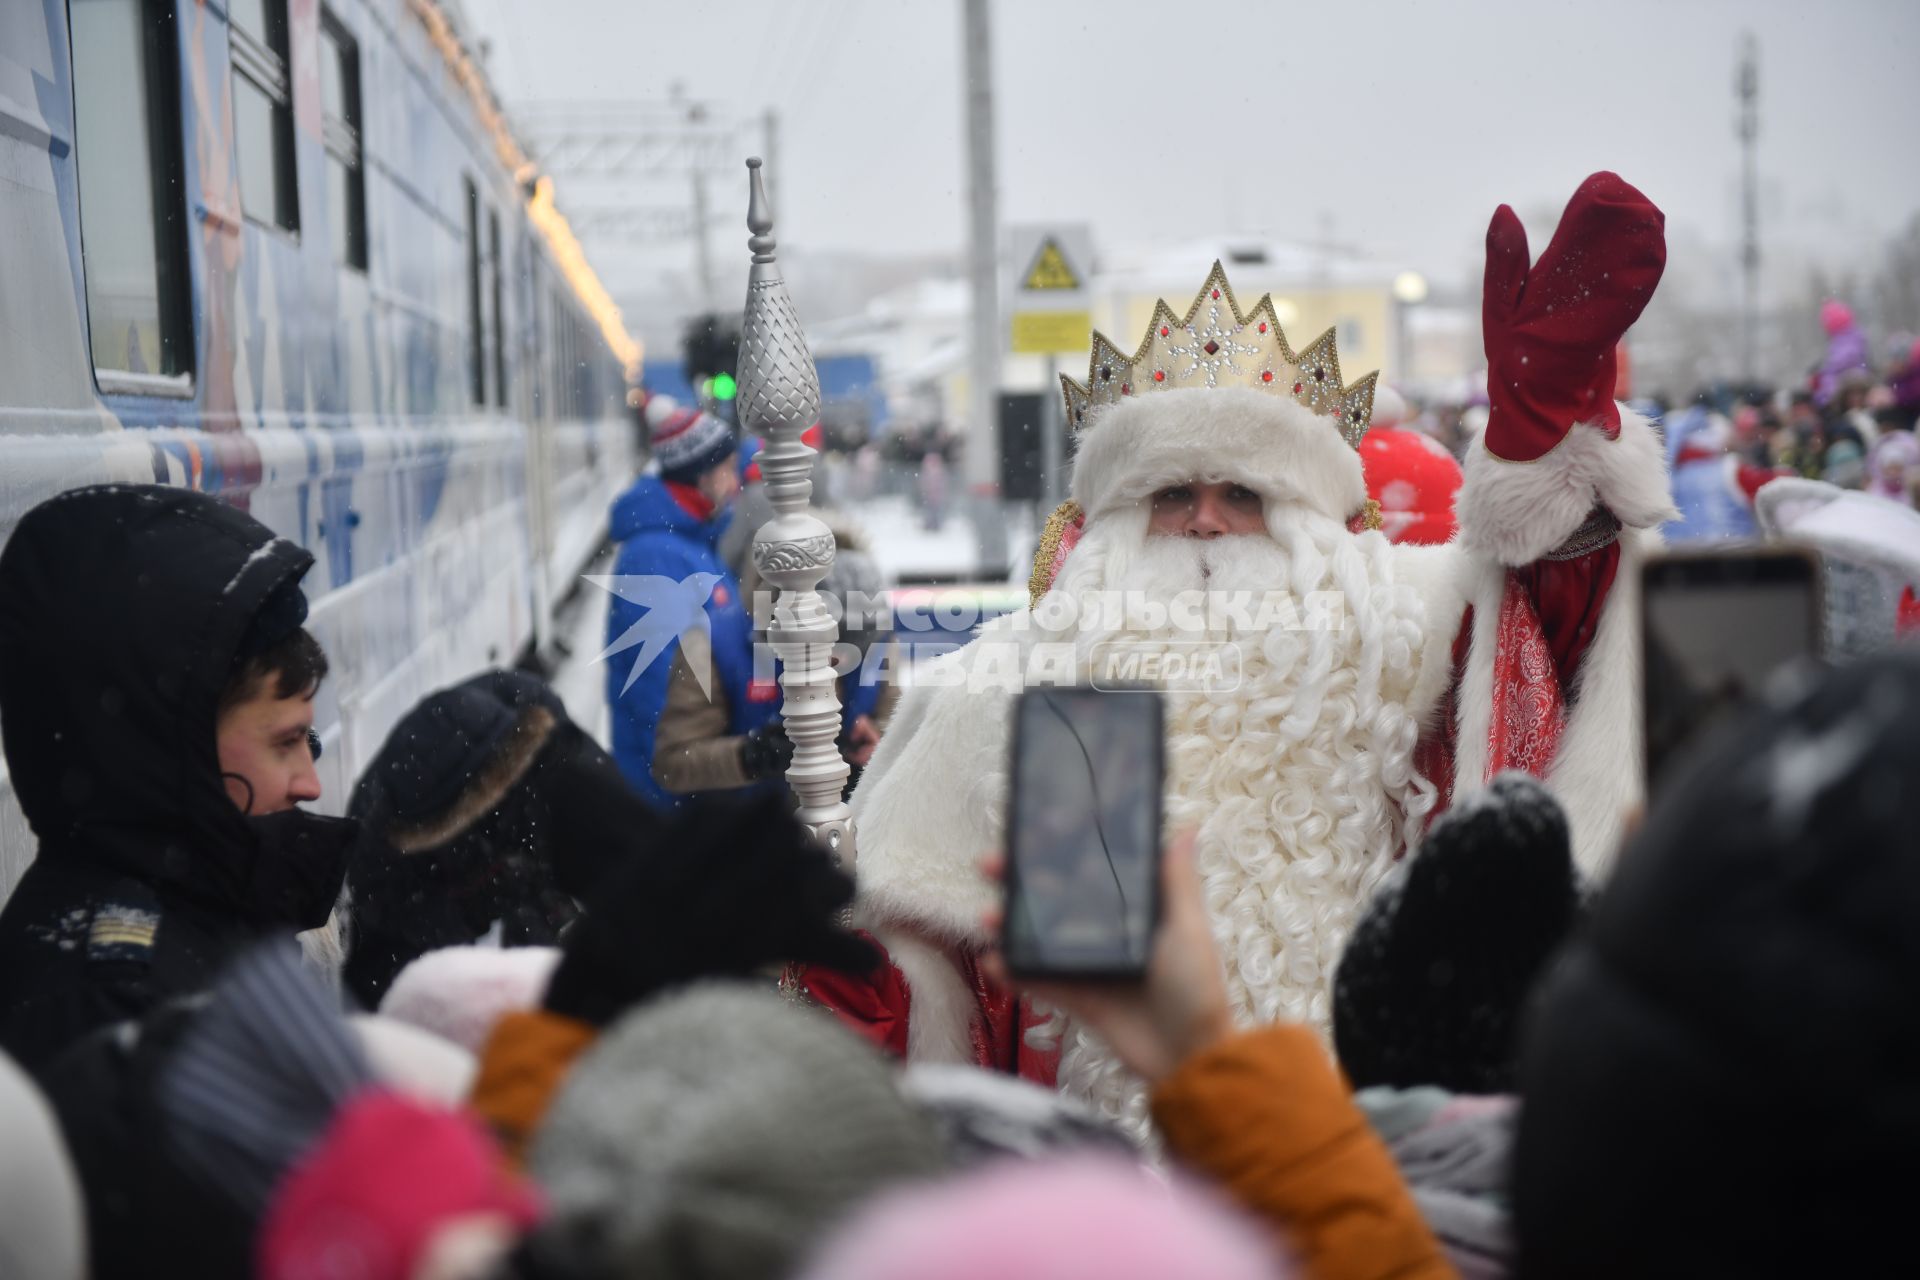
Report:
795,1156,1294,1280
258,1092,542,1280
1821,299,1855,336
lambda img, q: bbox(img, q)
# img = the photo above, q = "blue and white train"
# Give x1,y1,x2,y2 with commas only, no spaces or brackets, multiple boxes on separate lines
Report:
0,0,641,898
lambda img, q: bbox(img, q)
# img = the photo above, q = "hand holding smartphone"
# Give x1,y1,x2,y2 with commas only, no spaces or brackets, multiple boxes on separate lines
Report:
1001,686,1165,980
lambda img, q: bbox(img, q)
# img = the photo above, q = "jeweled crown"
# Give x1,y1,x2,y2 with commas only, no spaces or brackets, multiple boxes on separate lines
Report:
1061,261,1378,448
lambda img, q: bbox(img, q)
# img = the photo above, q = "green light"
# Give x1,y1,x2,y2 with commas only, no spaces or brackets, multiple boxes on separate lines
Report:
711,372,738,401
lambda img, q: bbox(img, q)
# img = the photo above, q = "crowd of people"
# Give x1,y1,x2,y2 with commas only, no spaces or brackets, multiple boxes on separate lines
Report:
2,167,1918,1280
1400,300,1920,538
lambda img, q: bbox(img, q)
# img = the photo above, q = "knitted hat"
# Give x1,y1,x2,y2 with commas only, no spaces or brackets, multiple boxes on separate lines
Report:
378,945,560,1053
157,940,373,1220
349,1014,478,1105
647,394,738,482
794,1156,1293,1280
0,1050,86,1280
258,1091,542,1280
900,1064,1139,1168
1514,650,1920,1278
1333,772,1586,1094
528,982,943,1280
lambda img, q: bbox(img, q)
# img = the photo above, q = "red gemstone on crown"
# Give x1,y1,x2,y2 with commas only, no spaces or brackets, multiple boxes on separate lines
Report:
1203,340,1220,356
1121,383,1132,395
1292,382,1303,394
1159,326,1170,337
1262,371,1274,383
1258,322,1268,334
1153,370,1166,382
1210,289,1220,300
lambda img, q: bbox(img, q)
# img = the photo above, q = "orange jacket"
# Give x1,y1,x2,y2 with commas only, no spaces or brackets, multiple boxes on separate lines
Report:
467,1008,598,1166
1151,1025,1456,1280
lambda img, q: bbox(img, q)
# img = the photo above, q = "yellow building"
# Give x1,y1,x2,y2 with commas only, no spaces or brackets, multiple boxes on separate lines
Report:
1091,238,1408,383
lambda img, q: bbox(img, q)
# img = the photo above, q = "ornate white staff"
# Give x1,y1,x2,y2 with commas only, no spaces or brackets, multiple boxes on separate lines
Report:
737,157,856,863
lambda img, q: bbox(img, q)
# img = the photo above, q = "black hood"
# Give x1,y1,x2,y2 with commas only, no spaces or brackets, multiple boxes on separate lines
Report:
0,484,322,921
1514,650,1920,1277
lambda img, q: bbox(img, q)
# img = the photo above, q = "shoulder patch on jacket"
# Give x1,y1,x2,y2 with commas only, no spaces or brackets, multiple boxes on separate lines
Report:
88,898,162,965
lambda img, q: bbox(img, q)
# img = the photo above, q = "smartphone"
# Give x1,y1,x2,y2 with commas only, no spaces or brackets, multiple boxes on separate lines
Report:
1642,547,1822,793
1002,685,1165,980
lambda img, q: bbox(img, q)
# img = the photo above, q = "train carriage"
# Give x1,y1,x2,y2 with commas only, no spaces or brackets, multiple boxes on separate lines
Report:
0,0,641,899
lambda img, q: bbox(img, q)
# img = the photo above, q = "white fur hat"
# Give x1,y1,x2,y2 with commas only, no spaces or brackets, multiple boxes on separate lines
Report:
378,945,560,1054
1070,387,1368,527
349,1015,478,1105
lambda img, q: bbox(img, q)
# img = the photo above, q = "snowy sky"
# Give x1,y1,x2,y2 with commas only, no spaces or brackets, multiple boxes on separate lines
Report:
460,0,1919,299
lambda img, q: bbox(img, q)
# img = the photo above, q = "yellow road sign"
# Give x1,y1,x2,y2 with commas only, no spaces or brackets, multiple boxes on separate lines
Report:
1010,309,1092,354
1022,238,1081,291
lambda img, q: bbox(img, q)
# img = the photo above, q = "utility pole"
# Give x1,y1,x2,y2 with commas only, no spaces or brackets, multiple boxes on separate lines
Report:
763,109,780,219
961,0,1007,574
691,169,715,311
1737,32,1760,382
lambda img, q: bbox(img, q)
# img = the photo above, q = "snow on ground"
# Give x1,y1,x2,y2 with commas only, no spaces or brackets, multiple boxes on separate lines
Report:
843,495,982,583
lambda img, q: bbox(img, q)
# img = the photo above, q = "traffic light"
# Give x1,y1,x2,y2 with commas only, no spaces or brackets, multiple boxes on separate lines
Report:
681,313,740,390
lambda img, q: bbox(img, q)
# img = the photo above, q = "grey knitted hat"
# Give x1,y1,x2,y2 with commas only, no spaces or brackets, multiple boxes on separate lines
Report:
527,982,944,1280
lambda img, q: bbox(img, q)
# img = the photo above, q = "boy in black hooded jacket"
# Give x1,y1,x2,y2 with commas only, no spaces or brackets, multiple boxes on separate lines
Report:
0,484,360,1071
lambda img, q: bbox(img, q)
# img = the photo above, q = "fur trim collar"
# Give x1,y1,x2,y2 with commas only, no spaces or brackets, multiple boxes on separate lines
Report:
387,705,557,853
1456,405,1676,566
1449,528,1658,878
1070,388,1367,527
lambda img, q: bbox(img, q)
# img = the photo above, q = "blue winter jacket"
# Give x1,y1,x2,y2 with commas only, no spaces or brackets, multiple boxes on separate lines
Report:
605,476,779,811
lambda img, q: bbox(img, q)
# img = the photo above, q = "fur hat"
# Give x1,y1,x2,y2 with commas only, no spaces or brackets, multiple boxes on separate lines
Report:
1071,387,1367,528
378,944,559,1054
648,395,738,483
900,1064,1138,1167
349,1014,478,1105
0,1050,86,1280
355,671,562,856
528,982,943,1280
794,1156,1293,1280
1333,773,1586,1094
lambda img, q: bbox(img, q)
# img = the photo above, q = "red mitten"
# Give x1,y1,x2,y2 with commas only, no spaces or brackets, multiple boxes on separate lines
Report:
1483,172,1666,462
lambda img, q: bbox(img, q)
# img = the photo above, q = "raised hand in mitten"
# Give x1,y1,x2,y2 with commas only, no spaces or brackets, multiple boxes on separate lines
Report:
1482,171,1666,463
541,791,878,1026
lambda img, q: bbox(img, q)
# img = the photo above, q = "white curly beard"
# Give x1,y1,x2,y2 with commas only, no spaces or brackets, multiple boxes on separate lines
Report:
1039,508,1441,1135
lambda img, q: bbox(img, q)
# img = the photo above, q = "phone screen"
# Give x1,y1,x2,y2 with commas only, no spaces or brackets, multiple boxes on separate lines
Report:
1003,686,1164,979
1642,549,1820,790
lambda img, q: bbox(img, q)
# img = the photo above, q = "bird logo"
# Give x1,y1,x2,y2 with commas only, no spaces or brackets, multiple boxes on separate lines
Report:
586,572,726,697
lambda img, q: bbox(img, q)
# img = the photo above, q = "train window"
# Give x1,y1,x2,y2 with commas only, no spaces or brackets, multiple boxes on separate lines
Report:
466,178,484,405
69,0,193,391
490,210,507,407
230,0,298,232
319,10,366,270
